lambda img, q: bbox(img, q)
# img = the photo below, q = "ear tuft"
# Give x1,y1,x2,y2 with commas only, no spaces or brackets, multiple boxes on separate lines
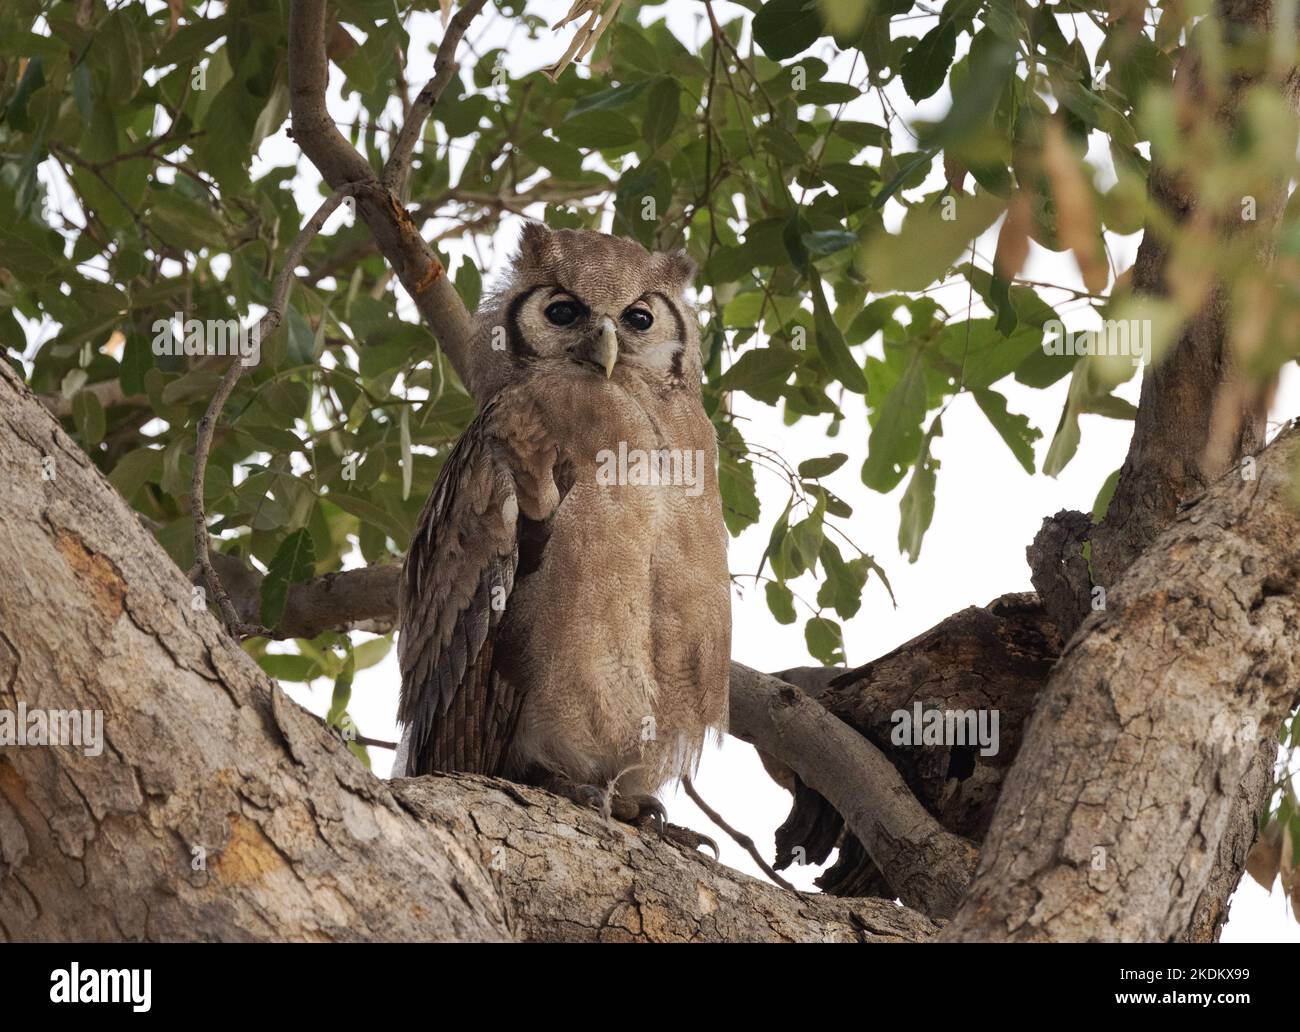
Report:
661,249,697,291
517,221,552,262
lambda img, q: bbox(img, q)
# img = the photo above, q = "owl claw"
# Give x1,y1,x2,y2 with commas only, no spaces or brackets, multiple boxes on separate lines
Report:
540,776,718,857
622,794,667,836
540,774,612,817
661,824,720,859
624,795,719,858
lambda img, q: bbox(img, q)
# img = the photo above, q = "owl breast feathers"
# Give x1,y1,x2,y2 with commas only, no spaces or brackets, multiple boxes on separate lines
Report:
394,225,731,802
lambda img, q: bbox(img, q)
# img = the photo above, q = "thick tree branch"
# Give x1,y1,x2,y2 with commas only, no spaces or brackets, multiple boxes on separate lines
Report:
287,0,478,389
40,379,147,419
204,553,977,918
392,776,935,942
727,666,978,918
209,552,399,639
771,595,1061,896
0,359,936,943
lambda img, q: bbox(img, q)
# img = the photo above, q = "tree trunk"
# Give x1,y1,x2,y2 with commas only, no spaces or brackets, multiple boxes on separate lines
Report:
941,425,1300,941
1045,0,1300,935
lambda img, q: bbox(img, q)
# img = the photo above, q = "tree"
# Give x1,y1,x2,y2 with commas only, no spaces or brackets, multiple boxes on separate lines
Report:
1,0,1298,942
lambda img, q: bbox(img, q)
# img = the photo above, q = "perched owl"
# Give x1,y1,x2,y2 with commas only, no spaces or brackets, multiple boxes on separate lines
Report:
394,224,731,837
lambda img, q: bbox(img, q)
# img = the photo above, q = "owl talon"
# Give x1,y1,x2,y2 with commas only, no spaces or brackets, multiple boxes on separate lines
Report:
625,796,717,858
662,823,720,859
622,794,667,835
540,777,715,856
542,774,611,816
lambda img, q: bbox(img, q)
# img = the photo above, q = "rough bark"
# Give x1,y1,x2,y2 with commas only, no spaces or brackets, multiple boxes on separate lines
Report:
0,361,934,943
771,595,1061,896
728,665,979,918
1027,511,1093,642
1081,0,1300,941
1090,0,1298,588
392,776,937,943
941,424,1300,941
203,548,980,919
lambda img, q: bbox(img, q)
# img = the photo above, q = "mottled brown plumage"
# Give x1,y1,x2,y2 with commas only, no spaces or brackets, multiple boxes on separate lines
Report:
395,225,730,814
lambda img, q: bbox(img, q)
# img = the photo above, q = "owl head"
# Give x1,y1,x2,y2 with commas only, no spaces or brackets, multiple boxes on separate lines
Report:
470,224,700,399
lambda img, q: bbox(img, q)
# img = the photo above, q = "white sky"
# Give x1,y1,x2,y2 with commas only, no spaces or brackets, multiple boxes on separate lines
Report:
25,0,1298,941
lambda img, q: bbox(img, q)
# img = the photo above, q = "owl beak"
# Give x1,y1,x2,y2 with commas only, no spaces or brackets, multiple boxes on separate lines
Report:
594,316,618,378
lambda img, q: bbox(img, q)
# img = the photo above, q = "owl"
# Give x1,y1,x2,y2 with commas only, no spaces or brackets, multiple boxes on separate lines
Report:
394,224,731,838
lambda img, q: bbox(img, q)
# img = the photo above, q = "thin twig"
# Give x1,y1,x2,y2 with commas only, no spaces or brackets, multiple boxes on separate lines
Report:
301,708,397,750
681,774,805,896
382,0,490,194
191,183,364,638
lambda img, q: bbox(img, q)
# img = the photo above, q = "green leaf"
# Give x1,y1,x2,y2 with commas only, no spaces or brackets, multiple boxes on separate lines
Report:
754,0,824,60
108,447,161,500
1043,357,1139,477
937,320,1042,390
763,500,794,580
972,387,1040,474
566,80,650,118
798,453,848,478
1091,467,1122,524
816,540,870,619
149,190,228,252
72,389,105,448
810,268,868,394
719,347,801,401
643,78,680,151
802,229,857,256
259,529,317,628
258,653,322,683
327,491,411,542
327,652,355,726
283,306,316,367
250,79,290,153
765,581,797,625
456,256,482,311
719,428,760,535
901,23,958,102
785,503,825,576
898,416,941,562
862,351,926,492
554,111,640,149
100,12,144,105
5,55,45,131
859,190,1004,292
399,405,413,502
353,634,393,671
804,616,844,665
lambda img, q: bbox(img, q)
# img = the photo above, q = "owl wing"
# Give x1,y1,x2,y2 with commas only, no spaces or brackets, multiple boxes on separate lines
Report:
397,396,533,777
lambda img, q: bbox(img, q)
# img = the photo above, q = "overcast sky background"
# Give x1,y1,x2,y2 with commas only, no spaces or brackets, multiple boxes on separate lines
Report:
26,0,1299,941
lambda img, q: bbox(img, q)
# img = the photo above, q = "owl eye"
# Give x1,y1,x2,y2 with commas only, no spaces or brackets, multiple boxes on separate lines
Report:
544,300,581,326
621,307,654,332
